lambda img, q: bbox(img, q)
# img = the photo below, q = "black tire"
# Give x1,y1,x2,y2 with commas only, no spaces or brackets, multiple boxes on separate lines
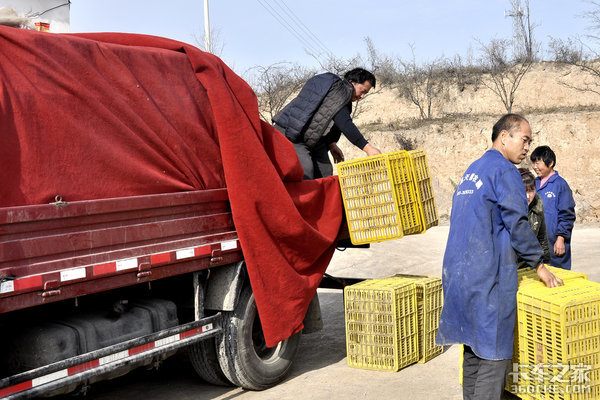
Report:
188,338,232,386
217,284,301,390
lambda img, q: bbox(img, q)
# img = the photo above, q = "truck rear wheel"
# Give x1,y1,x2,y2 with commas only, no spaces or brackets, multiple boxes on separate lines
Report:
188,338,231,386
217,284,301,390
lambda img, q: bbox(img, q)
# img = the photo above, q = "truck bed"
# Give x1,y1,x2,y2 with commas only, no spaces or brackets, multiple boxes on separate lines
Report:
0,189,243,314
0,26,344,347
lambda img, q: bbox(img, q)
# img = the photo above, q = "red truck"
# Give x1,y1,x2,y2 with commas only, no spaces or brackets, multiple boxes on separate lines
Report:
0,27,348,398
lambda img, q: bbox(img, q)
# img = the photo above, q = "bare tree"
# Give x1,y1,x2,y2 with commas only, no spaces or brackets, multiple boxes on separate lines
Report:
474,0,536,112
393,45,448,120
247,63,312,121
306,38,385,120
585,0,600,39
547,1,600,96
249,38,400,123
364,37,398,86
448,52,484,92
549,37,585,64
478,38,532,113
193,27,225,57
306,49,364,77
551,45,600,95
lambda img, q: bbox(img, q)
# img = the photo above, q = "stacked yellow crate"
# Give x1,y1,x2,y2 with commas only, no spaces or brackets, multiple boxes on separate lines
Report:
406,149,439,231
391,275,444,363
337,154,404,244
337,149,438,245
344,278,419,371
506,268,600,400
460,267,594,393
344,275,443,372
507,267,590,398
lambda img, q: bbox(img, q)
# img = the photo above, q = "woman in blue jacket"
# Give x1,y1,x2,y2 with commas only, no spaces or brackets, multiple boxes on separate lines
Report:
530,146,576,270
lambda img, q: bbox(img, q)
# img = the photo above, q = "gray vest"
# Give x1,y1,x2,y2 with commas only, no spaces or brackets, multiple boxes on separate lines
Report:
303,78,353,148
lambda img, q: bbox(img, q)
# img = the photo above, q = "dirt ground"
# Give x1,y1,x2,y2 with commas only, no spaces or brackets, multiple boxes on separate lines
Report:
53,224,600,400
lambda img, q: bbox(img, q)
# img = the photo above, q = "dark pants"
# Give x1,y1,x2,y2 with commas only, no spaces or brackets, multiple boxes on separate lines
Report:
462,345,511,400
549,237,572,270
292,140,332,180
273,123,332,180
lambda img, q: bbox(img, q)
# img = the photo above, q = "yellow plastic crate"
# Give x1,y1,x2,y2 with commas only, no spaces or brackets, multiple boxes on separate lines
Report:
387,151,423,235
508,270,588,396
463,270,591,390
338,150,438,244
344,278,419,371
517,266,588,289
408,150,439,231
509,279,600,400
391,275,443,363
337,153,404,244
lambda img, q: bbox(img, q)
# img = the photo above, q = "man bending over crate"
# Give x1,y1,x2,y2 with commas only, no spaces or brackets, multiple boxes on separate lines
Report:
436,114,563,400
272,68,381,179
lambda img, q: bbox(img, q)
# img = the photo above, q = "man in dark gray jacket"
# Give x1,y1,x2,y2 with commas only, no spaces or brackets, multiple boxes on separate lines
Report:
272,68,381,179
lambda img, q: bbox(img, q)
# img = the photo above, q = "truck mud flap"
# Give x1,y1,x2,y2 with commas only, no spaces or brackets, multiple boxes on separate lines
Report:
0,314,221,399
204,261,245,311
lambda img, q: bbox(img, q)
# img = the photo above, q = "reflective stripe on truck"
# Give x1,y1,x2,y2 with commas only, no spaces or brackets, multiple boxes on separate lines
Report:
0,314,221,399
0,239,240,295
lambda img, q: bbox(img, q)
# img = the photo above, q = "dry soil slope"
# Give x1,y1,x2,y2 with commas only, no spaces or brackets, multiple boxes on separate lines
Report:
339,62,600,224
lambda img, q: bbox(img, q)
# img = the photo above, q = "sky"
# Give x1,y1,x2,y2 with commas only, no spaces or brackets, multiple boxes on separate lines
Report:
69,0,595,77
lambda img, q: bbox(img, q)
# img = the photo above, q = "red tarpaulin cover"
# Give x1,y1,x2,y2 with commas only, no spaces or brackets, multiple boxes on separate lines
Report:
0,26,344,346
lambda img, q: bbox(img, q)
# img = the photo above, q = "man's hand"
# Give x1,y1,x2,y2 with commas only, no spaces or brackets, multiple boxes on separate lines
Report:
554,236,566,256
328,143,344,163
536,263,564,288
363,143,381,156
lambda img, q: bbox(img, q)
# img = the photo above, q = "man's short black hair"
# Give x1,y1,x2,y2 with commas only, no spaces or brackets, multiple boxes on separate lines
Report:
344,68,376,89
491,113,528,142
530,145,556,168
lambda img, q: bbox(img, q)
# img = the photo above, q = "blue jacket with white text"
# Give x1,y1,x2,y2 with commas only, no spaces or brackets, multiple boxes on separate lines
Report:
536,171,576,269
436,149,543,360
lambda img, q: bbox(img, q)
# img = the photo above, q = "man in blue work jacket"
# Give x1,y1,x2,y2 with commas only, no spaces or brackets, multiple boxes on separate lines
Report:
436,114,563,400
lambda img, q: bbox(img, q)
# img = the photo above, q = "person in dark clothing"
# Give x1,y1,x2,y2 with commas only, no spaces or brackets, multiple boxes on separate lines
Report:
272,68,381,179
517,168,552,268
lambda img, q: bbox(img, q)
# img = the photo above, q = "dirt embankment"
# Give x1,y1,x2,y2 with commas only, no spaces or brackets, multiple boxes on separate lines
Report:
337,62,600,224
